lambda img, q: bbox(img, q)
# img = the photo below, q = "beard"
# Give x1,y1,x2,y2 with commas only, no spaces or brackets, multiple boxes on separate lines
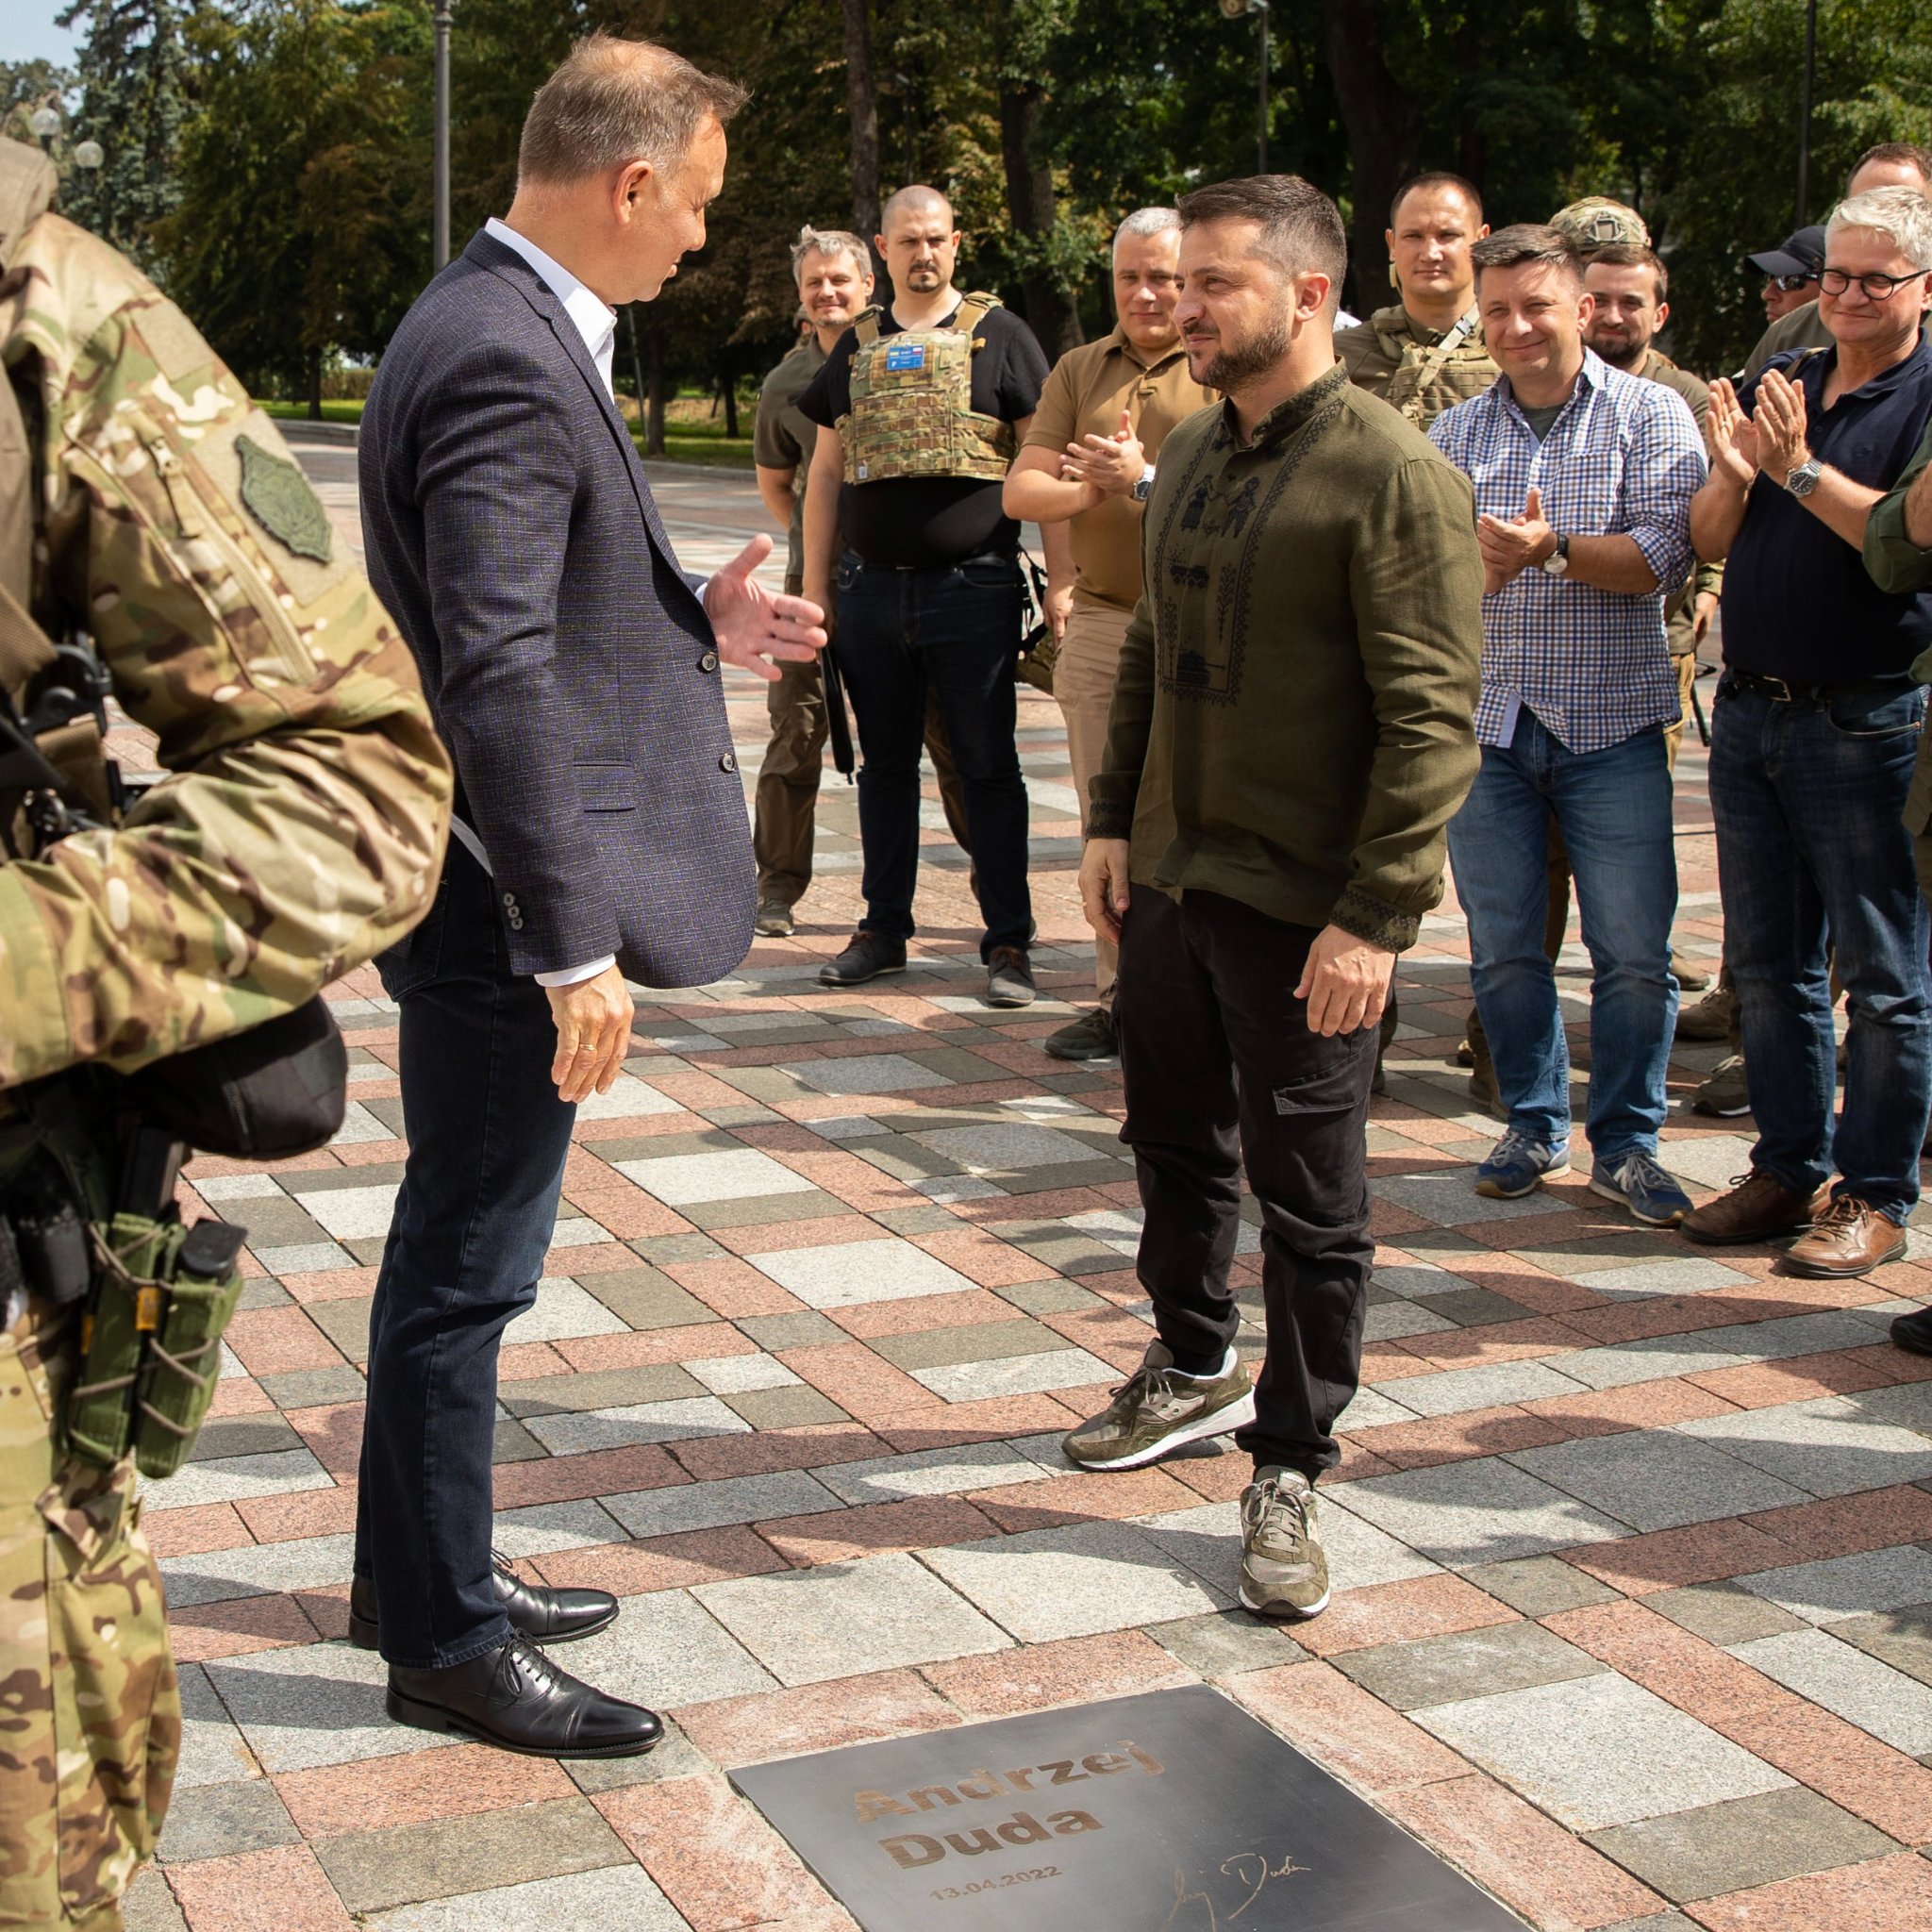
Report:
1197,314,1295,393
1588,329,1647,370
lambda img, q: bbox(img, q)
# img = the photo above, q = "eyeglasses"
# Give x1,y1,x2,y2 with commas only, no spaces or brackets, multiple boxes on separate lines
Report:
1820,266,1932,300
1766,272,1819,291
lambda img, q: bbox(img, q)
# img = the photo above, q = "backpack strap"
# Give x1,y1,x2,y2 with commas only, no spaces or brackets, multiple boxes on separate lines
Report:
853,305,883,347
954,291,1001,342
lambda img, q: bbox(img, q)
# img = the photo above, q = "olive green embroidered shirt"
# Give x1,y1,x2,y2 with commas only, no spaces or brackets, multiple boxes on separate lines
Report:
1088,365,1485,951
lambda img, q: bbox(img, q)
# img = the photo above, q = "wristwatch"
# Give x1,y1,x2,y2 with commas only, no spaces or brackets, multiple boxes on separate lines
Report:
1540,533,1572,577
1131,464,1156,503
1784,457,1823,498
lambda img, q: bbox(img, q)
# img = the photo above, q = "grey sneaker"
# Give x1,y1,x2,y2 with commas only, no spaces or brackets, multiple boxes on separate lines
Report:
755,899,796,938
1691,1053,1751,1118
1061,1341,1254,1471
1239,1468,1330,1620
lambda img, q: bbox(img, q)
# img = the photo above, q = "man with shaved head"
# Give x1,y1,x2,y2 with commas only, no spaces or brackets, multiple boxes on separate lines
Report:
799,184,1051,1007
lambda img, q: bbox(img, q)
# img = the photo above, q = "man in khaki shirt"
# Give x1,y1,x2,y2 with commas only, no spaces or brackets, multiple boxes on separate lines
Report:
1005,208,1213,1058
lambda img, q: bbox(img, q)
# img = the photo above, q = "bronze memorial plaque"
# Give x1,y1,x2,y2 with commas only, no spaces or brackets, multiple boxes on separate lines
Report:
730,1685,1524,1930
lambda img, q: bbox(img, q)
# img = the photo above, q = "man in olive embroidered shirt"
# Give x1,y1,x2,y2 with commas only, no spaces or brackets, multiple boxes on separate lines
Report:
1062,175,1483,1623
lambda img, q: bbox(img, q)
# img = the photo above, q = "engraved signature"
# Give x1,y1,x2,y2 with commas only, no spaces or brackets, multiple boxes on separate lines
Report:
1160,1849,1310,1929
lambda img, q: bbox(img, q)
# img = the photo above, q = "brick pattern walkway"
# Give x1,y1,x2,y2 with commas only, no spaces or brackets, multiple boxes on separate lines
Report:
121,453,1932,1931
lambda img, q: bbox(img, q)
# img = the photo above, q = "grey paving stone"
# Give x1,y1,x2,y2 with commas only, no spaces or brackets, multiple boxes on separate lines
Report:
1507,1431,1812,1532
912,1347,1116,1403
1419,1287,1540,1328
1583,1257,1757,1300
314,1795,629,1913
368,1862,688,1932
306,1294,373,1362
1555,1338,1755,1391
1341,1456,1627,1565
1337,1385,1424,1431
492,1416,549,1462
569,1071,682,1118
188,1414,304,1462
123,1866,189,1932
155,1447,334,1510
912,1122,1111,1174
747,1237,979,1309
1338,1619,1604,1711
235,1275,292,1309
1146,1608,1308,1679
780,1052,955,1095
1731,1629,1932,1753
873,1316,1064,1372
873,1203,971,1235
162,1532,356,1607
817,1439,1051,1506
686,1352,803,1394
921,1520,1231,1642
1461,1555,1623,1618
1680,1397,1932,1497
604,1468,845,1539
581,1266,714,1331
724,1384,849,1428
564,1717,708,1792
506,1277,630,1342
523,1395,752,1454
615,1146,818,1206
1373,1357,1591,1420
695,1550,1009,1685
257,1364,365,1408
173,1663,258,1790
1364,1300,1458,1342
560,1588,776,1710
1599,1917,1698,1932
156,1776,301,1864
492,1498,630,1557
1411,1672,1791,1829
1736,1545,1932,1625
735,1308,847,1351
1373,1172,1562,1225
208,1643,462,1772
499,1364,705,1416
1584,1787,1899,1902
1834,1603,1932,1686
626,1233,725,1265
295,1180,402,1240
997,1276,1106,1316
1649,1582,1808,1646
685,1190,849,1231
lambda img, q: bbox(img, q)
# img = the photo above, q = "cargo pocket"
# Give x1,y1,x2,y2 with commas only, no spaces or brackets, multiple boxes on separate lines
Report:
35,1457,178,1924
1271,1028,1377,1116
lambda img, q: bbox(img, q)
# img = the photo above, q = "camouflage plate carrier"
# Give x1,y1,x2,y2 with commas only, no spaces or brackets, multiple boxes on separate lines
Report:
838,293,1016,485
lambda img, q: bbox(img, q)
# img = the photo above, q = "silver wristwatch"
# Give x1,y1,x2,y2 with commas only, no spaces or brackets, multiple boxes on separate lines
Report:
1540,533,1572,577
1131,464,1157,503
1784,458,1823,498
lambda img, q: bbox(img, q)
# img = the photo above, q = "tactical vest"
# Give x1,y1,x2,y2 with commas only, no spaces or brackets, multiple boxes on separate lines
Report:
837,292,1017,485
1378,307,1495,428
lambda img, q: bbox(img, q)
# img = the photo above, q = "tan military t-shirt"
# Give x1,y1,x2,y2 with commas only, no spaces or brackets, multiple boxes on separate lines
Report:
1023,326,1213,611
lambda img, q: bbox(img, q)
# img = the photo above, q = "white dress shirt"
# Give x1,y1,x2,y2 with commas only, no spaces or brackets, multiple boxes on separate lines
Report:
478,217,622,991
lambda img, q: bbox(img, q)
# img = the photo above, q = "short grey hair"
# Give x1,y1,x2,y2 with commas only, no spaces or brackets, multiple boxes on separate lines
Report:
791,225,872,280
1828,186,1932,272
1114,208,1180,249
518,33,746,186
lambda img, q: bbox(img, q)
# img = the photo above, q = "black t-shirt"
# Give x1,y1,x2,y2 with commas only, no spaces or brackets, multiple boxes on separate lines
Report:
798,301,1049,567
1724,341,1932,683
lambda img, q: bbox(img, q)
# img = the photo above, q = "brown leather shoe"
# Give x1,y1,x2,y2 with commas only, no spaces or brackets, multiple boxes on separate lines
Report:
1780,1195,1907,1279
1680,1170,1826,1247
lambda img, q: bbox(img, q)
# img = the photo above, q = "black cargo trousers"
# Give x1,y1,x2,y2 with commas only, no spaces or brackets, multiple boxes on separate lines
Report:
1115,887,1376,1479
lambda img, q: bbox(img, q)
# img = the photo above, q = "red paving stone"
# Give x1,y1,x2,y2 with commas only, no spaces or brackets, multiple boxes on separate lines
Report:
272,1744,575,1838
1688,1852,1932,1931
531,1526,791,1596
919,1629,1195,1717
165,1844,358,1931
166,1592,321,1662
1228,1661,1471,1792
675,1669,962,1765
757,1494,1001,1565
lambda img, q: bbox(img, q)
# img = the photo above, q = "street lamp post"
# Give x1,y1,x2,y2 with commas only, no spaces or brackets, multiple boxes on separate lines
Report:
1217,0,1271,175
433,0,452,271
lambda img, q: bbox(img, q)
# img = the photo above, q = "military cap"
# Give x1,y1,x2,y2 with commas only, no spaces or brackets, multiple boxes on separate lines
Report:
1550,197,1651,254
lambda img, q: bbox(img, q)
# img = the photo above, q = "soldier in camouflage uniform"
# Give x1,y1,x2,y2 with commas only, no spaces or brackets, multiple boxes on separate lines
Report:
0,136,450,1929
1337,171,1497,430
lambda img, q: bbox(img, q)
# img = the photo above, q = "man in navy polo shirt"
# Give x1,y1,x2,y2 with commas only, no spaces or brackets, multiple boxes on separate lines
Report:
1685,187,1932,1278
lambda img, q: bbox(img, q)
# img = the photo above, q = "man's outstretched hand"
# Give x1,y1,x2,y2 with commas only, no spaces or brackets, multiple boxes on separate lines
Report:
705,534,828,683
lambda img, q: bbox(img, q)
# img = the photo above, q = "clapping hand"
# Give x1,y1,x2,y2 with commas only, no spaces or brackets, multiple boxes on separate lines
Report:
1751,369,1812,484
1059,409,1148,501
1476,484,1557,593
1707,376,1760,491
704,534,828,683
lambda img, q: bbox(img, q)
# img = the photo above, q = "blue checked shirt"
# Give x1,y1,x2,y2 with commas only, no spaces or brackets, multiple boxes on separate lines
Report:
1428,349,1706,753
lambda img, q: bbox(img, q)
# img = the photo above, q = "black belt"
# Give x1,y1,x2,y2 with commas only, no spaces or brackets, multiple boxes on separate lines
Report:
842,547,1016,575
1721,670,1913,705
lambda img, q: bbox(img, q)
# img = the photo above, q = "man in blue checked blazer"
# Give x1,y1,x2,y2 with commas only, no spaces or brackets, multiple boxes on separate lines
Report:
354,33,825,1760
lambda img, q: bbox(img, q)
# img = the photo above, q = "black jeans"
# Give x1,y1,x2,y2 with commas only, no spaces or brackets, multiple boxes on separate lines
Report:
833,549,1031,958
352,843,578,1668
1116,888,1376,1480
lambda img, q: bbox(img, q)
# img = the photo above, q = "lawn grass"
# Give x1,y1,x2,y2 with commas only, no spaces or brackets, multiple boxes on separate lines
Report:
259,399,366,425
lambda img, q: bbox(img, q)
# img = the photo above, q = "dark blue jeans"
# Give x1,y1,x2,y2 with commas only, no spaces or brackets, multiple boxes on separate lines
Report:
833,549,1031,957
1708,678,1931,1219
352,842,577,1668
1447,708,1677,1161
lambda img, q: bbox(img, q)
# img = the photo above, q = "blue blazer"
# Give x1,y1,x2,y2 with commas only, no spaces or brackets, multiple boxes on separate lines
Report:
359,229,753,990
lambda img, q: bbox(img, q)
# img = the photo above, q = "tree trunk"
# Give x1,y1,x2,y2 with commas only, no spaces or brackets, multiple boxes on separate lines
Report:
841,0,880,247
625,304,647,427
998,80,1083,359
306,344,323,421
721,358,740,440
1323,0,1424,318
646,322,666,458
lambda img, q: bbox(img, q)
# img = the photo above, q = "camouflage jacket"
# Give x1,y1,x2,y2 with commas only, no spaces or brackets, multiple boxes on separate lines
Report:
1636,348,1724,649
1336,302,1498,429
0,142,452,1089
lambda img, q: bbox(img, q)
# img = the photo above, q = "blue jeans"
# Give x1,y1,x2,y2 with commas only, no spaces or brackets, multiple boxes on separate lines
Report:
1447,708,1677,1160
352,842,577,1668
833,550,1031,957
1708,678,1931,1219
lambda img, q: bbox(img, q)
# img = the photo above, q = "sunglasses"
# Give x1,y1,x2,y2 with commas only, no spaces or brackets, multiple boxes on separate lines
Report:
1764,272,1820,291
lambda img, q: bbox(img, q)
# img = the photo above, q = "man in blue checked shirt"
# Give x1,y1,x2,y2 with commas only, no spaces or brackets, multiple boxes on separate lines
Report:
1430,224,1707,1224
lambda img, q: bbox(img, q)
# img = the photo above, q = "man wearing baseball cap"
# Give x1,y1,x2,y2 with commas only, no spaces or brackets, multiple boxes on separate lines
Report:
1749,225,1827,327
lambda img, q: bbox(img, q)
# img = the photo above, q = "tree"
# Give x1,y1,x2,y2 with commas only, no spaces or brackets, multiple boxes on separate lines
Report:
841,0,881,241
994,0,1087,356
55,0,193,267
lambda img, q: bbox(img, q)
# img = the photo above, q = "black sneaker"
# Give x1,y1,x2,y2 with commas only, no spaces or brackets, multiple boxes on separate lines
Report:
819,931,907,987
1044,1006,1115,1060
986,945,1036,1008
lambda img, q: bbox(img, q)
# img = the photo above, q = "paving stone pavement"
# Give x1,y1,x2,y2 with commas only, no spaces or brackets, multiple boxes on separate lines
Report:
122,444,1932,1930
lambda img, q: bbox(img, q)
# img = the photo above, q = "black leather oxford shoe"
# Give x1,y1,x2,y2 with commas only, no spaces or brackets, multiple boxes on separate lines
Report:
1891,1304,1932,1356
387,1635,662,1759
349,1551,619,1651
